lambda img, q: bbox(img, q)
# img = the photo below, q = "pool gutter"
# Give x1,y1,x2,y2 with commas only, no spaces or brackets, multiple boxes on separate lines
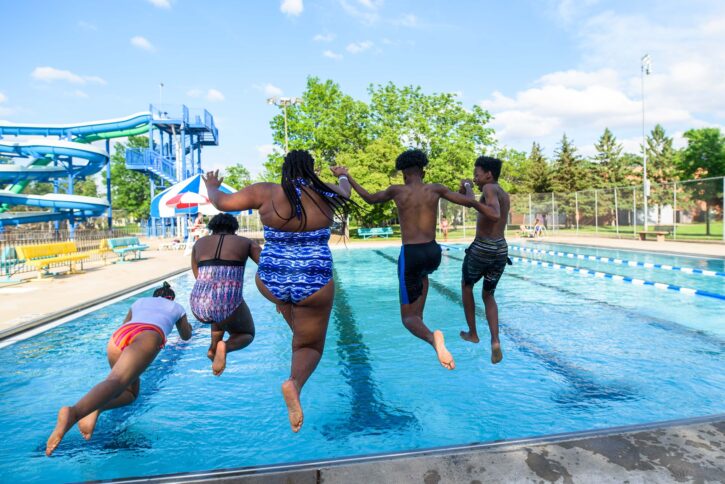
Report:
103,412,725,483
0,267,190,342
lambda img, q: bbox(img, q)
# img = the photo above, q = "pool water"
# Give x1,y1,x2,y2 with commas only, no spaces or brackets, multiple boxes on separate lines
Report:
0,244,723,482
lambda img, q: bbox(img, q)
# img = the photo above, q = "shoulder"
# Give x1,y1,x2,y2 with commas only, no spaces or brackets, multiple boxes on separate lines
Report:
428,183,449,194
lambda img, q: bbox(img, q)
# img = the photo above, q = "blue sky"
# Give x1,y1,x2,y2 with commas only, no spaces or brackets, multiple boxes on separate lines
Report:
1,0,724,176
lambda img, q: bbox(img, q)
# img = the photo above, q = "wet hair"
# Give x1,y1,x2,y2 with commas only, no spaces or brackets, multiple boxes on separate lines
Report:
207,213,239,234
277,149,354,229
153,281,175,300
395,149,429,172
475,156,502,181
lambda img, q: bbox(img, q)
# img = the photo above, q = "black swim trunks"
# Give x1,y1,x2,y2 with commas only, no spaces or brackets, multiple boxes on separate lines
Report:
398,240,442,305
462,237,510,293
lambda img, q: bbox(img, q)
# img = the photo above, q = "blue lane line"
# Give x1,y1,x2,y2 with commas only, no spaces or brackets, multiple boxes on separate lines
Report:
510,245,725,278
511,256,725,302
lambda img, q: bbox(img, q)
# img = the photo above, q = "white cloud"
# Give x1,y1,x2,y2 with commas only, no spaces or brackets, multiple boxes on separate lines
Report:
186,89,203,98
130,36,155,52
313,33,336,42
77,20,97,31
346,41,373,54
147,0,171,9
68,90,89,99
256,144,281,159
264,84,283,97
0,92,6,103
339,0,383,24
280,0,303,16
31,67,106,85
206,89,225,102
323,50,343,60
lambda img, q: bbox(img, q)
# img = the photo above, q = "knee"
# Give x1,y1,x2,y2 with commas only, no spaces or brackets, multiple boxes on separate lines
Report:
106,374,132,396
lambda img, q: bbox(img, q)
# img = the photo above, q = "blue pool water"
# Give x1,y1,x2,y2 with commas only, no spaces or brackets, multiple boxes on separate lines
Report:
0,244,723,482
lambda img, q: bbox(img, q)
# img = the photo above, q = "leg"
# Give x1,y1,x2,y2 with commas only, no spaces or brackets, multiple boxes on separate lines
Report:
212,302,256,376
208,324,225,361
482,289,503,364
460,281,479,343
46,332,161,456
280,280,335,432
400,277,454,370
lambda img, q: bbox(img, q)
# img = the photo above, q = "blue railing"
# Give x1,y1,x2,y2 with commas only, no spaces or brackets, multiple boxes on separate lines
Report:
125,148,177,183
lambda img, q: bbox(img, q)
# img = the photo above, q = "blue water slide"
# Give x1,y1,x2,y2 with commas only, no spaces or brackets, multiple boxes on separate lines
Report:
0,112,151,138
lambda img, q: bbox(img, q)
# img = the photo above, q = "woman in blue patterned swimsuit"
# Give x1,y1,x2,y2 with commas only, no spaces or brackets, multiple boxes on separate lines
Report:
204,150,354,433
190,213,261,376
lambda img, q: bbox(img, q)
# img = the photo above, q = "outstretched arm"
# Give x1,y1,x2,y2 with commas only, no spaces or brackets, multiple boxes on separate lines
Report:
344,171,397,204
248,240,262,265
203,170,266,212
437,182,500,221
328,166,352,198
176,314,193,341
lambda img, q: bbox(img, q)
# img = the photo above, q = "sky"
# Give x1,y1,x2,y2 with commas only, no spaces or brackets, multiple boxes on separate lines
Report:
1,0,724,176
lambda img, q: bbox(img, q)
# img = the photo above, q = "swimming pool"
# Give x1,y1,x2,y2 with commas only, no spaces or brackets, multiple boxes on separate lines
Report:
0,243,723,482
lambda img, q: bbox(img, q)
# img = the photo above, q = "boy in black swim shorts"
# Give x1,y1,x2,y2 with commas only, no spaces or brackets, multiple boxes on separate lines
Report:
333,150,490,370
459,156,511,364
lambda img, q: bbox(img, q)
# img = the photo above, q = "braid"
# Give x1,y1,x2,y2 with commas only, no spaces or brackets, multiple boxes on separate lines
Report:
153,281,175,300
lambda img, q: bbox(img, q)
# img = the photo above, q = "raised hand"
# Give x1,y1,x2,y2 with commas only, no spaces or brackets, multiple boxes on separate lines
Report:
330,166,349,178
459,179,474,194
203,170,223,190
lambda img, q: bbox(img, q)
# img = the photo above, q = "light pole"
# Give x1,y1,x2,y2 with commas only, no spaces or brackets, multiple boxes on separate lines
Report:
641,54,651,230
159,82,164,106
267,96,303,152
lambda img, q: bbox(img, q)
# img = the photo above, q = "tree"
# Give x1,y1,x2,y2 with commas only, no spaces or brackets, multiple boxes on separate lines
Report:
551,134,591,227
593,128,627,187
223,163,253,189
643,124,678,223
524,142,551,193
678,128,725,235
107,135,153,220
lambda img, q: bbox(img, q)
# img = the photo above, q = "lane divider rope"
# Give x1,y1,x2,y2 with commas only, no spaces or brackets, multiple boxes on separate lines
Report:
511,255,725,301
510,245,725,278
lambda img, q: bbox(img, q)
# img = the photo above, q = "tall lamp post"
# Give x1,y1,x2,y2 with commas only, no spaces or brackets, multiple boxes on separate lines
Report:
267,96,303,152
641,54,651,231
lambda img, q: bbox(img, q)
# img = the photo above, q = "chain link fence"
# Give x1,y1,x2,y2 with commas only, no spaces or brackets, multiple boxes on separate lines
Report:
509,176,724,241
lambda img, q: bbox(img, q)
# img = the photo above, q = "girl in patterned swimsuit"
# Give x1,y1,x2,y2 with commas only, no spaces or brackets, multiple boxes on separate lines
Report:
203,150,356,433
190,213,261,376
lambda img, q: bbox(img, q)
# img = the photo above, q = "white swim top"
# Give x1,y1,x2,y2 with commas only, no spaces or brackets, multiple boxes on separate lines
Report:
127,296,186,336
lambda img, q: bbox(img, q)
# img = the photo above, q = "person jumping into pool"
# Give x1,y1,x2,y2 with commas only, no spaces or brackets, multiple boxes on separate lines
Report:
190,213,261,376
203,149,356,433
458,156,511,364
334,149,489,370
46,282,191,456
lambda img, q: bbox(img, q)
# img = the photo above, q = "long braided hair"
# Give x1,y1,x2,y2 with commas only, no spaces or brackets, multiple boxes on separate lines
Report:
276,150,354,230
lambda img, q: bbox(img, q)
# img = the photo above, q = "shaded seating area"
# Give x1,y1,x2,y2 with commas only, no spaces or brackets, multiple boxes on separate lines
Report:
108,237,149,261
16,241,89,280
357,227,394,239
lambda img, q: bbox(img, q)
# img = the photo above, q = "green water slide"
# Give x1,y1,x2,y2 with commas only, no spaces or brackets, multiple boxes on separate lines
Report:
0,123,149,212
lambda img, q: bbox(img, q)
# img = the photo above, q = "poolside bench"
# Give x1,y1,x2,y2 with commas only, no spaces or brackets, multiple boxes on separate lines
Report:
90,239,113,264
358,227,393,239
108,236,149,262
638,230,669,242
16,241,89,280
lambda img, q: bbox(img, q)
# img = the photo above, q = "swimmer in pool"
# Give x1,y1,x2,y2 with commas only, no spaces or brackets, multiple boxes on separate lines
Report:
45,282,191,456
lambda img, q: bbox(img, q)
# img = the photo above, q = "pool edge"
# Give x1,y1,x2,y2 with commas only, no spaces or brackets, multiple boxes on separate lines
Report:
0,267,190,342
102,412,725,483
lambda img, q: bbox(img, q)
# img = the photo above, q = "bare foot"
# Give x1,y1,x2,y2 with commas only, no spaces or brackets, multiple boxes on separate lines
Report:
460,331,480,343
491,341,503,364
433,330,455,370
207,345,215,361
212,341,227,376
281,379,303,432
46,406,77,456
78,410,100,441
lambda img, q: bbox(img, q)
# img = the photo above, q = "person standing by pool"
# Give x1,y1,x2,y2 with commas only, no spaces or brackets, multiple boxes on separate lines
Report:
46,282,191,456
440,216,450,242
203,149,354,433
459,156,511,364
334,149,489,371
190,213,261,376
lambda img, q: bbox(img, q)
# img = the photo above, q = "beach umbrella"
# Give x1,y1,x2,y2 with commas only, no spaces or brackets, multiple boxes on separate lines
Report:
150,174,238,217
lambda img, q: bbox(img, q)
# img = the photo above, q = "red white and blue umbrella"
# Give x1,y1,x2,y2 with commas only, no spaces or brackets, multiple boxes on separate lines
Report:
150,174,237,217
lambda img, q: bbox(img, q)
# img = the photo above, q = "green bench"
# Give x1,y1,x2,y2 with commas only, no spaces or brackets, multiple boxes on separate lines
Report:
358,227,393,239
1,246,22,282
108,237,149,261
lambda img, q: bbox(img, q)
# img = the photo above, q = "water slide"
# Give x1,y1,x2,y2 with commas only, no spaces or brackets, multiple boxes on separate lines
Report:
0,112,151,225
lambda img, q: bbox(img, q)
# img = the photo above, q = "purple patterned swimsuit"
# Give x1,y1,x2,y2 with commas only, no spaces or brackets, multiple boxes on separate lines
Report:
190,235,246,323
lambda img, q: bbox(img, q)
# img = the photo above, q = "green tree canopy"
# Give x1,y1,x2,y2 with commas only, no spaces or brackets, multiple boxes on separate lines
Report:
107,135,153,220
223,163,253,189
551,134,590,193
523,142,551,193
593,128,627,187
678,127,725,179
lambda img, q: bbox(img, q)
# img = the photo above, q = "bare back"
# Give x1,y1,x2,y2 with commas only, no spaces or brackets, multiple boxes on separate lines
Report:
194,234,251,263
247,183,337,232
476,183,510,239
392,182,443,244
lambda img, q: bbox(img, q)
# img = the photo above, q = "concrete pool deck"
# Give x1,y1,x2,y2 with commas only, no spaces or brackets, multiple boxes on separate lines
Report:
114,413,725,483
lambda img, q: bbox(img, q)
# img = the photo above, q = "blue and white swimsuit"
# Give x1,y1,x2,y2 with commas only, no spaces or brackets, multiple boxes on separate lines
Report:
257,226,333,304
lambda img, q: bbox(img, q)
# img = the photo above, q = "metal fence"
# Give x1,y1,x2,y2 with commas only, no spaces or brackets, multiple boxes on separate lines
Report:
1,227,142,277
509,176,724,241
